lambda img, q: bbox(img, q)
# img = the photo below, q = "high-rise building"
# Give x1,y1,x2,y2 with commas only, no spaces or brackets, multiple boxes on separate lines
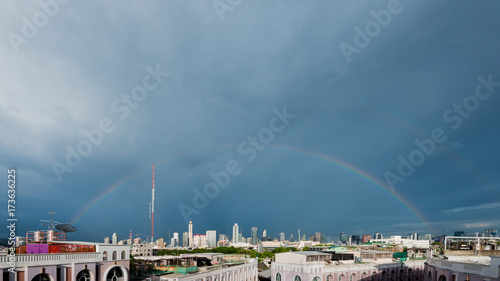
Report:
251,227,258,245
263,229,267,238
239,233,243,243
183,232,189,247
206,230,217,248
454,231,466,237
485,228,498,237
171,233,179,247
301,234,306,241
339,232,347,244
321,234,326,243
289,234,294,242
232,223,239,244
425,234,432,240
188,220,194,247
315,232,322,242
351,235,360,245
279,232,285,242
373,233,383,239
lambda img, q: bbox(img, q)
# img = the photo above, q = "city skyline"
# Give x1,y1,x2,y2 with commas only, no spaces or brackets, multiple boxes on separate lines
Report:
1,1,500,242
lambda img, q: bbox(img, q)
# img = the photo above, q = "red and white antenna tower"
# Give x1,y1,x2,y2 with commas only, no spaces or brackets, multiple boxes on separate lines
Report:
151,163,155,243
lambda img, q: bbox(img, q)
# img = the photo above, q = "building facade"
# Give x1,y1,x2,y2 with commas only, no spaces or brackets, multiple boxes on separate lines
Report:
271,251,426,281
0,241,129,281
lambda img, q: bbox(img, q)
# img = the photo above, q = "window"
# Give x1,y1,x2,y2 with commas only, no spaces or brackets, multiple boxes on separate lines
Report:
294,276,302,281
121,251,126,260
313,277,321,281
32,274,51,281
112,251,117,260
276,272,282,281
106,267,124,281
103,251,108,261
77,270,91,281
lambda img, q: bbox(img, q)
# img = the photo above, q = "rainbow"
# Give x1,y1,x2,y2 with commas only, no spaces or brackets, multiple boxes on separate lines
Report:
71,145,431,232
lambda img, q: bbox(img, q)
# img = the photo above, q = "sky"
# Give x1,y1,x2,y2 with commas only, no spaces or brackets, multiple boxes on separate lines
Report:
1,0,500,243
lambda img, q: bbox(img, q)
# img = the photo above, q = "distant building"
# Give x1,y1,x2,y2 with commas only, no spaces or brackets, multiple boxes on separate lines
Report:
279,233,285,242
315,232,322,242
351,235,360,245
188,220,194,247
362,235,372,244
206,230,217,248
485,228,498,237
373,233,383,239
454,231,466,237
232,223,239,244
193,234,207,248
251,227,258,245
182,232,189,247
424,234,432,240
289,234,294,242
339,232,347,244
132,242,152,257
263,229,267,238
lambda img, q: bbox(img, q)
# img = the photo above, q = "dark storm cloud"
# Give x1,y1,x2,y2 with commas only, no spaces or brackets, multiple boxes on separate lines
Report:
1,0,500,241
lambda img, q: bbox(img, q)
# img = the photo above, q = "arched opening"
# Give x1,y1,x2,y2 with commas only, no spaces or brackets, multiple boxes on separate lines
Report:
340,274,346,281
327,275,333,281
121,250,126,260
103,251,108,261
276,272,282,281
313,277,321,281
361,272,367,281
408,269,413,281
437,276,446,281
294,275,302,281
381,271,387,281
32,274,52,281
427,272,432,281
400,269,405,281
112,251,117,260
391,270,396,281
106,266,125,281
77,270,92,281
351,273,356,281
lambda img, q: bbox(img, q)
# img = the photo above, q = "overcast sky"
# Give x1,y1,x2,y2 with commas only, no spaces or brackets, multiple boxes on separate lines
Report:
1,0,500,243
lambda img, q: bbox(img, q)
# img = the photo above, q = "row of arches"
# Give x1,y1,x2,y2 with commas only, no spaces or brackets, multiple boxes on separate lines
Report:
275,266,427,281
198,266,256,281
102,250,127,261
31,266,126,281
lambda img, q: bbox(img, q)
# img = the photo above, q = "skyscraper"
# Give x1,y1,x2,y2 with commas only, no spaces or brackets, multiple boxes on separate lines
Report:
262,229,267,238
182,232,189,247
188,220,193,247
206,230,217,248
289,234,294,242
373,233,383,239
485,228,498,237
315,232,322,242
339,232,347,244
251,227,258,245
232,223,239,244
279,232,285,242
